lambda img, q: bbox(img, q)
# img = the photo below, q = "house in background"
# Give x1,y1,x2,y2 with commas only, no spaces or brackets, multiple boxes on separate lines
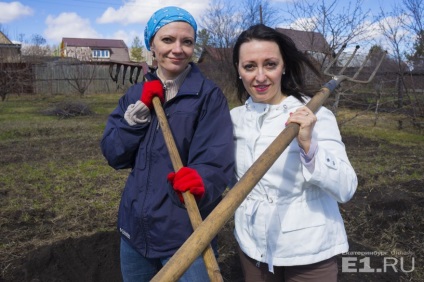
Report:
0,31,22,63
197,46,232,65
275,28,331,57
199,28,331,68
276,28,331,83
60,38,130,62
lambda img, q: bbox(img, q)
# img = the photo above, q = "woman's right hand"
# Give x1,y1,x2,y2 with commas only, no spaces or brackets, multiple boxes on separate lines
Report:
285,106,317,153
140,80,164,109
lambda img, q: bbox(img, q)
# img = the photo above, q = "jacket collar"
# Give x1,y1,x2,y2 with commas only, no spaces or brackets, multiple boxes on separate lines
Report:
144,63,204,96
178,63,204,96
245,95,307,112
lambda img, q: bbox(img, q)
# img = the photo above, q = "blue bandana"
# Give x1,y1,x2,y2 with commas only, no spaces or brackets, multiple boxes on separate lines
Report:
144,6,197,51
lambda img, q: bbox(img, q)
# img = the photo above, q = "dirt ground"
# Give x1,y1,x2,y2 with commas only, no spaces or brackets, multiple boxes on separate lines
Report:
1,134,422,281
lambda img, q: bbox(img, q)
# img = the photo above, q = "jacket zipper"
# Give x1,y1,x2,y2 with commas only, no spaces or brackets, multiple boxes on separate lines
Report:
156,84,167,130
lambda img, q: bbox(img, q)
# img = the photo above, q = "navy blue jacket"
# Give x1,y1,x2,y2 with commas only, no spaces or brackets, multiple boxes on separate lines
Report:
100,63,235,258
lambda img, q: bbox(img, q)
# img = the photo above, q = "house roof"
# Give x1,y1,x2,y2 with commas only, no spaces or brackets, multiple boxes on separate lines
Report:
199,28,331,64
275,28,330,54
0,31,13,44
62,37,128,49
0,44,21,49
198,46,232,63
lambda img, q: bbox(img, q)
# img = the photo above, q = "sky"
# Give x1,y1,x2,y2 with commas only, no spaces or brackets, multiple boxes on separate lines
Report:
0,0,402,51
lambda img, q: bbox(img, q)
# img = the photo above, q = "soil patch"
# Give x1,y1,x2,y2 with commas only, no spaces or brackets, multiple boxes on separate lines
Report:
5,228,408,282
2,134,422,281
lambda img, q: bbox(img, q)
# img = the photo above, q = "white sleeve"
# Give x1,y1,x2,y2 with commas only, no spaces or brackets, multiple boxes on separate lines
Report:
302,107,357,203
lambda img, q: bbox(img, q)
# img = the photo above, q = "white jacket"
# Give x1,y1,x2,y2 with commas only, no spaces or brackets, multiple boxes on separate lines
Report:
231,96,357,272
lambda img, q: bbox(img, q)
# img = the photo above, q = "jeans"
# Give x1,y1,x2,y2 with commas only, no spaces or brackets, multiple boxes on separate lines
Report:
120,238,210,282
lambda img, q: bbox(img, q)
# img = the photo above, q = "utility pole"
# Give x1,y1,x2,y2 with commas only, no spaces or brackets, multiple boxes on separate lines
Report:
260,5,263,24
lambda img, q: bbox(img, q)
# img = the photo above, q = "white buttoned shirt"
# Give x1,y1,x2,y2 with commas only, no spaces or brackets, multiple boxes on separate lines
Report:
230,95,357,272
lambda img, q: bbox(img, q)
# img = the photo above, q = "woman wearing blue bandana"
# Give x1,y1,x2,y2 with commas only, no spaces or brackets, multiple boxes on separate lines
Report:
101,6,235,282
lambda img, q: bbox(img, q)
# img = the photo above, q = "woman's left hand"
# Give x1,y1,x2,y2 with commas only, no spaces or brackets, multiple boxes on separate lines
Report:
285,106,317,153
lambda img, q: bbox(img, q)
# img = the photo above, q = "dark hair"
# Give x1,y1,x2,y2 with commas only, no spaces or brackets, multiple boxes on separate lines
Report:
233,24,321,103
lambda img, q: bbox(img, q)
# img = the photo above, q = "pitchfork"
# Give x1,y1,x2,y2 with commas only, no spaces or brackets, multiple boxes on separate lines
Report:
150,45,387,282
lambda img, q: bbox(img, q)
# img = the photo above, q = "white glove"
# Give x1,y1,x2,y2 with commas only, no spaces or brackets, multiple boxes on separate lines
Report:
124,100,151,126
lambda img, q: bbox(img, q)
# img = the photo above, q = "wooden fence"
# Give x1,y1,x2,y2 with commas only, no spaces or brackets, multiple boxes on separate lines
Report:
4,60,424,97
32,62,133,95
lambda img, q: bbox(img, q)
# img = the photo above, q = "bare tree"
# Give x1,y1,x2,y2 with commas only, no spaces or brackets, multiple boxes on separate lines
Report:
21,34,51,61
240,0,280,29
60,59,98,97
377,6,410,109
285,0,374,58
199,0,241,95
57,46,97,96
403,0,424,71
0,26,33,101
402,0,423,35
0,62,32,101
201,0,241,48
401,0,424,121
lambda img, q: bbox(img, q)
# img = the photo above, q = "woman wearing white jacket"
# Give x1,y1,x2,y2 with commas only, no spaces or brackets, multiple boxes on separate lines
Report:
231,24,357,282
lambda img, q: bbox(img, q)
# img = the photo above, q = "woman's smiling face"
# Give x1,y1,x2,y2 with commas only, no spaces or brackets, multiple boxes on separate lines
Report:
150,21,195,80
237,39,285,104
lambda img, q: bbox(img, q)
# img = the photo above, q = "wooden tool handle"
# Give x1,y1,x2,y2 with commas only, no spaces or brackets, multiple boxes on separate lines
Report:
152,97,223,282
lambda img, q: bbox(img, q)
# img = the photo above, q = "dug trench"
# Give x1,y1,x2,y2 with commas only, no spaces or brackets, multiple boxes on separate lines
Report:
3,135,423,282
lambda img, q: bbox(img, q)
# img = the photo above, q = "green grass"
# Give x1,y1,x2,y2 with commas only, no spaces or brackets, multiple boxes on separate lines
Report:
338,109,423,188
0,93,125,245
338,109,424,146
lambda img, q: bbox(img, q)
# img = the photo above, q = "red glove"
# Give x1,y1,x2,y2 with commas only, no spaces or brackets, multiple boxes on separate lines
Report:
140,80,164,110
167,167,205,203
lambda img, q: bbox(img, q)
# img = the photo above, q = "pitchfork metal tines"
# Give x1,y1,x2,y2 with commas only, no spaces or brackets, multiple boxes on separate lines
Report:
323,44,387,89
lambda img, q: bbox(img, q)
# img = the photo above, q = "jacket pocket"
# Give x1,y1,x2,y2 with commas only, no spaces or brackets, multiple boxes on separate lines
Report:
134,143,147,170
234,201,254,239
279,198,326,233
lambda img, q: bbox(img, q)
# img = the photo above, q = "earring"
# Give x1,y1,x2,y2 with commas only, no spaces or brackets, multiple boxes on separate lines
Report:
283,70,285,75
239,76,241,79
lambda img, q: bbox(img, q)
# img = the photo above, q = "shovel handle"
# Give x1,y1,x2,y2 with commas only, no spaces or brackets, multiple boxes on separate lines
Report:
152,97,223,282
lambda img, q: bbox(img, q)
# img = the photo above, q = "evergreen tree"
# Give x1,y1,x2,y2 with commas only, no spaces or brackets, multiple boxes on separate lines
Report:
130,36,144,62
